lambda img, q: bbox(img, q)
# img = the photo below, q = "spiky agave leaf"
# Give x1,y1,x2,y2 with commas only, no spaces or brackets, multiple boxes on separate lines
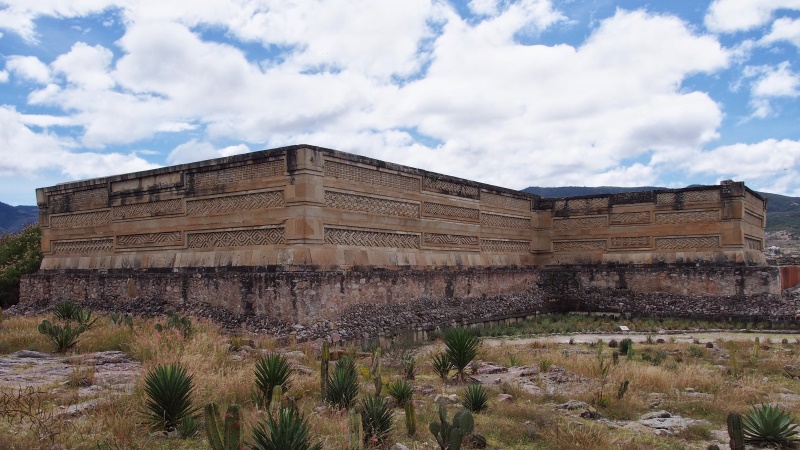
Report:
444,328,480,381
743,403,800,447
461,383,488,413
254,353,292,409
142,363,199,431
432,352,453,381
325,357,359,410
361,395,394,445
251,407,323,450
387,378,413,407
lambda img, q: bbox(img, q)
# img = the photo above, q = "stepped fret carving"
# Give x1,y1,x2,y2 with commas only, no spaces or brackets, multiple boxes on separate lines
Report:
324,191,418,217
745,236,763,251
50,210,111,228
422,202,480,221
655,210,719,224
191,160,284,188
553,240,607,252
187,227,284,248
655,236,720,249
423,177,480,199
610,212,650,225
743,211,764,228
187,191,284,215
424,233,479,246
657,190,720,205
324,228,419,249
113,199,183,220
553,216,607,230
481,213,530,229
325,161,418,191
480,239,530,253
567,197,608,212
117,232,182,248
48,188,108,213
481,192,530,211
745,191,765,211
611,236,650,248
52,238,113,254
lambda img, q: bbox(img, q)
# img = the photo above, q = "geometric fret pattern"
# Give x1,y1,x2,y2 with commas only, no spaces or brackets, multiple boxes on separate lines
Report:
552,216,607,230
481,192,530,211
553,240,607,252
654,235,721,249
325,161,418,191
481,213,530,229
745,236,763,251
424,233,479,247
657,189,720,205
745,190,765,211
187,227,285,248
187,191,284,215
324,227,420,249
743,211,764,228
50,210,111,228
423,176,480,199
610,236,650,248
422,202,480,221
113,199,183,220
191,160,284,189
480,239,530,253
48,187,109,213
51,238,113,254
324,191,419,217
610,212,651,225
654,210,719,224
117,232,182,248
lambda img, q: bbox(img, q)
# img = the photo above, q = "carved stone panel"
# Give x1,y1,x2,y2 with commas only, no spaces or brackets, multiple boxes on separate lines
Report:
48,188,108,213
187,227,285,248
117,232,182,248
745,190,765,212
324,227,419,249
424,233,479,247
423,176,480,199
422,202,480,222
111,172,182,193
113,199,183,220
324,191,418,217
743,211,764,228
552,216,607,230
187,191,284,216
654,236,721,249
610,212,651,225
190,160,284,189
50,210,111,228
654,210,720,224
657,190,720,205
481,213,531,229
610,236,650,248
325,161,418,191
480,239,530,253
552,240,607,252
745,236,763,251
481,192,530,211
51,238,113,254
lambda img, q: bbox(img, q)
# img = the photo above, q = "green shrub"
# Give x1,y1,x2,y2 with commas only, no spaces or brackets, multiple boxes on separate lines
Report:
386,379,413,407
742,403,799,447
251,407,322,450
688,345,704,358
0,226,43,309
461,384,488,413
444,328,480,381
254,353,292,409
325,357,359,410
618,338,633,355
432,352,453,381
361,395,394,446
142,363,198,431
37,319,86,352
154,309,192,337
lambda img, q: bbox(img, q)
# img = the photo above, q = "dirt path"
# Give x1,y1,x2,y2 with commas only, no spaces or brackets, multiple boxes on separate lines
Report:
482,331,800,346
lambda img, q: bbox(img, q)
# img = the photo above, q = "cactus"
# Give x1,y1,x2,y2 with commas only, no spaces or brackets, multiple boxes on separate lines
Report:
727,412,745,450
270,385,283,415
347,409,363,450
752,337,761,362
205,403,242,450
320,340,329,401
405,401,416,436
616,380,630,400
370,347,382,398
429,400,474,450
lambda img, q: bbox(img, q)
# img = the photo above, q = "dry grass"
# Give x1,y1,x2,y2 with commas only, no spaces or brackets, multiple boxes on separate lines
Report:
1,313,799,449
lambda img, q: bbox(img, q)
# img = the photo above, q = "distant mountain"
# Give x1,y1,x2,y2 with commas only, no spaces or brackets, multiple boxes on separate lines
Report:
0,201,39,234
523,186,800,234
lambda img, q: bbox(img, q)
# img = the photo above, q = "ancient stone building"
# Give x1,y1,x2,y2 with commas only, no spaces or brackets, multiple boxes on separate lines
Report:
20,145,797,338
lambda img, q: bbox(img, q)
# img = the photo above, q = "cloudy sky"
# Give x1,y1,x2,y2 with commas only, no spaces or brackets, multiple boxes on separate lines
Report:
0,0,799,205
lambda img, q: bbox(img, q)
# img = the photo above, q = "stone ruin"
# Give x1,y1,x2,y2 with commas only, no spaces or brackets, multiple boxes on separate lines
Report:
18,145,799,340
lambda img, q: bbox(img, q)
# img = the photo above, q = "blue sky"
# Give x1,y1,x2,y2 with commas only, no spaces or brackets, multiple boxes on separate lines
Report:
1,0,799,205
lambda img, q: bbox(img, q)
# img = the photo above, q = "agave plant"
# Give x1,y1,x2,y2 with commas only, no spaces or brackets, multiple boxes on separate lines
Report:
325,357,359,410
461,383,488,413
432,352,453,381
361,395,394,446
251,407,323,450
742,403,800,447
386,378,413,407
255,353,292,409
142,363,199,431
401,355,417,380
444,328,480,381
52,301,81,321
38,319,86,352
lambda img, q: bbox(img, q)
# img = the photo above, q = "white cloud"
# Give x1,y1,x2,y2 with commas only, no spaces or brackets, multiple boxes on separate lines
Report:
761,17,800,48
0,70,8,83
0,0,116,42
167,139,250,165
468,0,501,17
705,0,800,33
5,56,51,84
52,42,115,90
742,62,800,117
